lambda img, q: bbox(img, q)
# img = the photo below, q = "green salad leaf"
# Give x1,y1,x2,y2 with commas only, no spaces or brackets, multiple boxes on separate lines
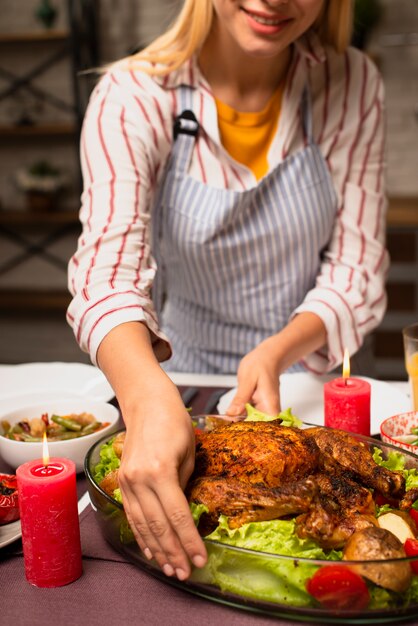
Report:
190,516,341,606
372,447,418,492
244,404,302,428
94,437,121,485
190,502,208,525
372,447,406,471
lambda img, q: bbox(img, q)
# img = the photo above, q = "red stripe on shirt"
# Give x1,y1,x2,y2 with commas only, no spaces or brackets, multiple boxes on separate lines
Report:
109,107,141,288
321,286,361,348
83,84,116,300
133,93,159,149
357,189,367,265
230,165,246,190
358,100,382,189
87,304,146,352
358,314,375,328
326,52,350,173
308,297,344,358
81,130,93,237
76,289,152,343
153,95,171,143
374,196,384,239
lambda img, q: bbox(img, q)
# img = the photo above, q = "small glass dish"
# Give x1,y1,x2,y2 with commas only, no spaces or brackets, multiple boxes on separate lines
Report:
85,419,418,624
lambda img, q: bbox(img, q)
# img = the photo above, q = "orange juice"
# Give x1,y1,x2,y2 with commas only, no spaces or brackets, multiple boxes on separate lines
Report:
406,351,418,411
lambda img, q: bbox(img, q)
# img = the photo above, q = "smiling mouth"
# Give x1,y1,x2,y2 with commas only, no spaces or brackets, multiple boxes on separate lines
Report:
242,9,291,27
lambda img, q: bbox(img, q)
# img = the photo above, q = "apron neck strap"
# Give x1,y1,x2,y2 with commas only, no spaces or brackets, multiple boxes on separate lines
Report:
172,84,199,173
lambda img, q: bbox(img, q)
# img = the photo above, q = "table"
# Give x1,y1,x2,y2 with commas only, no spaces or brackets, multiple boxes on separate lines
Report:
1,375,417,625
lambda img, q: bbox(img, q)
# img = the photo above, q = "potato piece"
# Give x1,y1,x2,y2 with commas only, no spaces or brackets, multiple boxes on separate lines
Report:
112,431,126,458
29,417,46,438
70,412,95,426
99,469,120,497
343,526,412,593
378,511,416,543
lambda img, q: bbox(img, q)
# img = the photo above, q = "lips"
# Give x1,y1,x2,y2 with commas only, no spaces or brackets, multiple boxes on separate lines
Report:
242,7,291,27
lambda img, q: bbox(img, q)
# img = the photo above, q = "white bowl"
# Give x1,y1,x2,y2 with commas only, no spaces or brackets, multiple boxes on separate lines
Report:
0,399,120,473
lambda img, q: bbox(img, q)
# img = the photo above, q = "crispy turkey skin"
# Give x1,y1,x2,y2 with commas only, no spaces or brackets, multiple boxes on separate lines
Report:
187,421,405,548
192,421,319,487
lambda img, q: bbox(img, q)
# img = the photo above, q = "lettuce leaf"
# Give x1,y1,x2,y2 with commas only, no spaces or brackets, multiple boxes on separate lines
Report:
190,516,341,606
244,404,302,428
372,447,418,492
190,502,208,525
372,447,406,471
94,436,121,488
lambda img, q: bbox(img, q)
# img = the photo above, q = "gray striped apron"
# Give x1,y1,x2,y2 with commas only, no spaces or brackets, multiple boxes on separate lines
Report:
152,86,338,374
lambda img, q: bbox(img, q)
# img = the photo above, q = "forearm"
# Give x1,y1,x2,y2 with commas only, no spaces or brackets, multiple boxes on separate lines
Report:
262,312,327,373
97,321,184,424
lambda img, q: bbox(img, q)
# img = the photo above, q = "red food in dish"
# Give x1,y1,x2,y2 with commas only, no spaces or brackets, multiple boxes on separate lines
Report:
404,537,418,574
306,564,370,611
0,473,19,524
409,507,418,527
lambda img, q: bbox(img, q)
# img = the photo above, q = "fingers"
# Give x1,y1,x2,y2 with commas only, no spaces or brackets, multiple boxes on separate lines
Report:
225,379,255,417
120,474,207,581
251,371,281,415
226,366,281,417
253,390,281,416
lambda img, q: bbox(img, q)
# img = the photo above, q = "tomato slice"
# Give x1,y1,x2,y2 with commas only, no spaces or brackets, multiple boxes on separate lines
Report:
409,507,418,526
0,473,19,525
374,492,398,508
306,565,370,611
404,538,418,574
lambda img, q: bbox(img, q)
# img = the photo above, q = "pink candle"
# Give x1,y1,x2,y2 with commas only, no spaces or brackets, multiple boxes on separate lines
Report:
16,456,82,587
324,350,371,436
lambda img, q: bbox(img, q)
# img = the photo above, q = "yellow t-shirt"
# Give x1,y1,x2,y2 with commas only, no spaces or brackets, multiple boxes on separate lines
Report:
215,86,284,181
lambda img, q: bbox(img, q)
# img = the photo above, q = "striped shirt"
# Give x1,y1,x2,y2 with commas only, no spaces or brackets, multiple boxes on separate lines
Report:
67,31,389,374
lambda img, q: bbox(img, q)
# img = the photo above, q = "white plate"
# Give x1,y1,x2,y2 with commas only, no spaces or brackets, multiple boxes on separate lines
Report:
216,373,412,435
0,362,114,405
0,492,91,550
0,518,21,549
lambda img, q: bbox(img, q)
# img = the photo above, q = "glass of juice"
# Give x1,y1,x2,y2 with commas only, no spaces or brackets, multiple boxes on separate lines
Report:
403,323,418,411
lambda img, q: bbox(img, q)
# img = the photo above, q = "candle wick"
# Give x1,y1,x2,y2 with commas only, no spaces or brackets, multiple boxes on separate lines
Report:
344,377,348,387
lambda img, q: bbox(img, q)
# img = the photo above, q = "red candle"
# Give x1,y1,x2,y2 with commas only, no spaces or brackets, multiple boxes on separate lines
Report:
16,455,82,587
324,350,371,436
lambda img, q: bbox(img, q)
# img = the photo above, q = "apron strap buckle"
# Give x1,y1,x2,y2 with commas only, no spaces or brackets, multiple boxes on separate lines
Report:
173,110,199,139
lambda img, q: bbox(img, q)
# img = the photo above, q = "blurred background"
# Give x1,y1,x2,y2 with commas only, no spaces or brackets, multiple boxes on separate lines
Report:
0,0,417,381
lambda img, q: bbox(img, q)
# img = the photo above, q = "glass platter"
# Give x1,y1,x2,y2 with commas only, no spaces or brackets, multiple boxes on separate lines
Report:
85,419,418,624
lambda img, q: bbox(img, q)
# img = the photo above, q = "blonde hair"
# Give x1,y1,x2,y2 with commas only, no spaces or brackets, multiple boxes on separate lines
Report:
126,0,353,75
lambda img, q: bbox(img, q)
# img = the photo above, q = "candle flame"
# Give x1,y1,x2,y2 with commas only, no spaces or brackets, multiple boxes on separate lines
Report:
342,348,350,379
42,432,49,467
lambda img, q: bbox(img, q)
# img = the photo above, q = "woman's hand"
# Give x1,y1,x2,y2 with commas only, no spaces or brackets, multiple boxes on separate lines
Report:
226,313,327,417
96,321,207,580
226,340,282,417
118,398,207,580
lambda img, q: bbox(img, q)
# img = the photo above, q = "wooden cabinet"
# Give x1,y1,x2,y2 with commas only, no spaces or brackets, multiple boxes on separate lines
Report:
0,1,98,312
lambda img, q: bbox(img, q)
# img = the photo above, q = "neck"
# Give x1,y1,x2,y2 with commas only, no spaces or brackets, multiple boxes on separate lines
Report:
199,26,291,113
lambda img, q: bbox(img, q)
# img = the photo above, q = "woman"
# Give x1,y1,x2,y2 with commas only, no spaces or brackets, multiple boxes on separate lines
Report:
68,0,388,580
